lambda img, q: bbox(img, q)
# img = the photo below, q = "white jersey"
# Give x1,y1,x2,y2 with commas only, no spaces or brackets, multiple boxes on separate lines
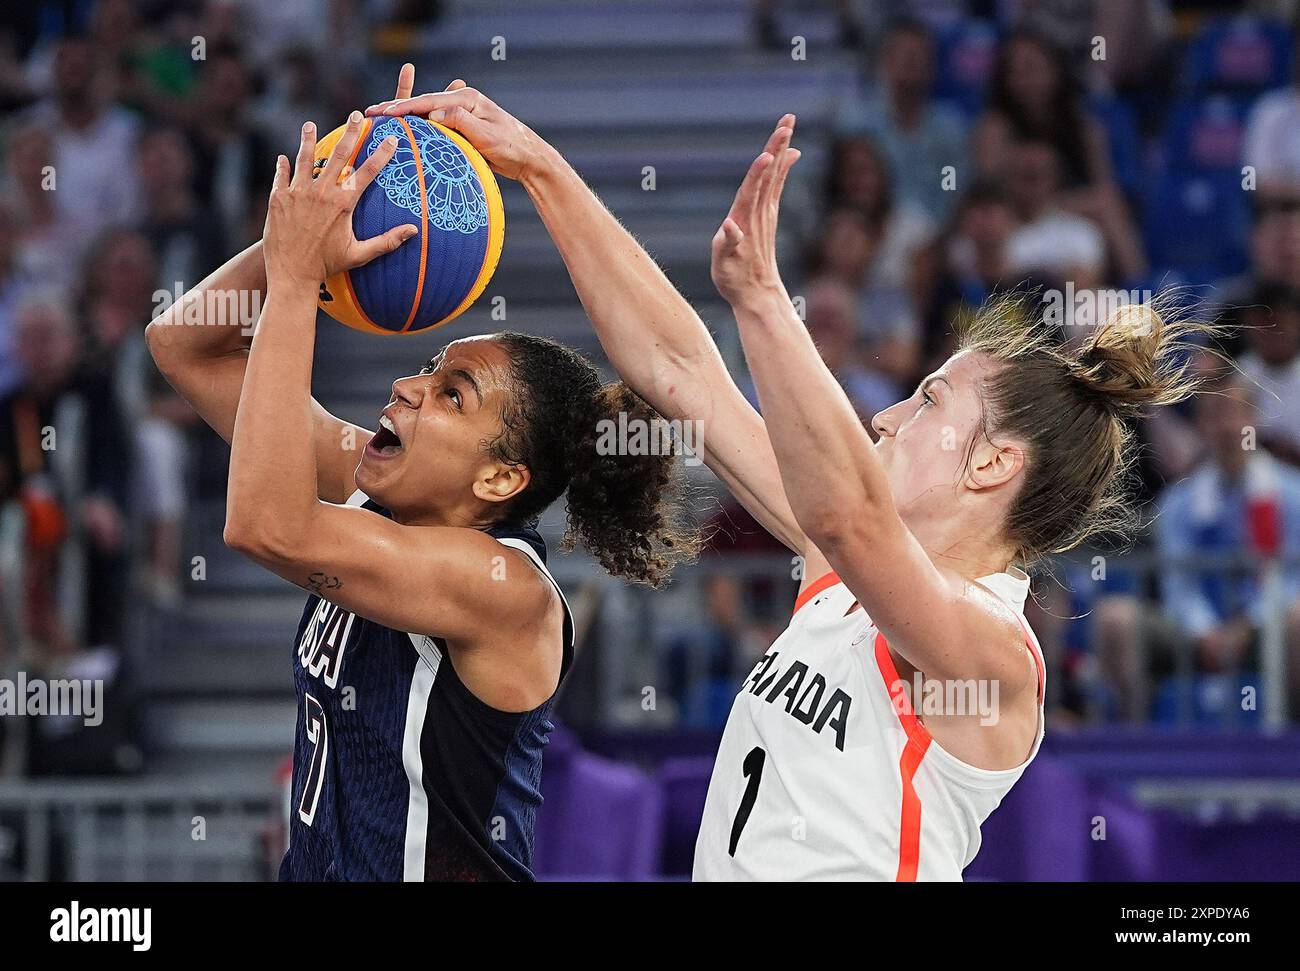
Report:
693,569,1045,881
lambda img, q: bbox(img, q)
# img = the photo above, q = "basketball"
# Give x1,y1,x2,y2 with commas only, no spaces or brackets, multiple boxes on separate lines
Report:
313,114,504,335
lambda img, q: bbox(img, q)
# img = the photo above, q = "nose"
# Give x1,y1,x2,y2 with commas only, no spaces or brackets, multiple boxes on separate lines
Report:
871,400,902,439
390,375,421,409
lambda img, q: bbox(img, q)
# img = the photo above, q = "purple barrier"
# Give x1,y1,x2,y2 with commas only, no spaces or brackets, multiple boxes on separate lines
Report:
546,727,1300,880
968,754,1092,881
534,727,664,880
1089,790,1162,880
658,756,715,876
1159,818,1300,881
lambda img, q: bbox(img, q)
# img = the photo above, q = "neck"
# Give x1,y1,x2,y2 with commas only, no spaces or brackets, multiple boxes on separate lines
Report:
906,510,1017,580
391,501,501,531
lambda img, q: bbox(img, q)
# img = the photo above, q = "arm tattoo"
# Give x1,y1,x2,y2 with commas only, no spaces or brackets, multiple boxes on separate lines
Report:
306,571,343,594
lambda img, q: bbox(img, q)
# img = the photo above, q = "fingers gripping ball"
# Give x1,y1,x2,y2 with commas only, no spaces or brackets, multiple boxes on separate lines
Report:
314,115,505,334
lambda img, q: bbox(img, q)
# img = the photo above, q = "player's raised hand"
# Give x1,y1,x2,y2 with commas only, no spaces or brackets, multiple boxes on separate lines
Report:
262,112,416,286
365,80,548,181
711,115,801,309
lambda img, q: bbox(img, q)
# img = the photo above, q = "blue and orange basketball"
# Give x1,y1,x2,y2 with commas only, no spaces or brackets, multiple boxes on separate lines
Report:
314,115,504,335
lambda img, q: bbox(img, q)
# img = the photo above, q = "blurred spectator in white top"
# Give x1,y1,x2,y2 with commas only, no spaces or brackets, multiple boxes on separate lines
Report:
1242,38,1300,202
837,17,969,224
1004,136,1107,287
976,27,1146,282
1237,283,1300,468
25,35,142,242
1,119,92,291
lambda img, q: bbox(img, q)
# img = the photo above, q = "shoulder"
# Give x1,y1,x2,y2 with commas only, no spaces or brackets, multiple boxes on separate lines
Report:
961,575,1037,698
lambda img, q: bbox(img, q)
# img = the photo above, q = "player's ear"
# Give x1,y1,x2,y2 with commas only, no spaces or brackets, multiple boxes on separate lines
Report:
473,463,530,504
966,437,1023,492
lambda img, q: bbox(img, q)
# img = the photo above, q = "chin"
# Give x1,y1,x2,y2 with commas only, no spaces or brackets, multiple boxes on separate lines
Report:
353,461,383,501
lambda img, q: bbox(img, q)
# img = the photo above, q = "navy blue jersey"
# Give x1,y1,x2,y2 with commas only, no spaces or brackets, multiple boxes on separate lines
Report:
279,490,573,881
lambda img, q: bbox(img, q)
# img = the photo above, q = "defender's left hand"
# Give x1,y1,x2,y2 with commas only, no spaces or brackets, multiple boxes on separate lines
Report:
711,114,801,309
263,112,416,287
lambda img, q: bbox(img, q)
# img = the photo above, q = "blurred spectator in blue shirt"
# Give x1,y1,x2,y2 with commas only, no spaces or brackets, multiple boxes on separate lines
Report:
1154,373,1300,708
836,17,969,224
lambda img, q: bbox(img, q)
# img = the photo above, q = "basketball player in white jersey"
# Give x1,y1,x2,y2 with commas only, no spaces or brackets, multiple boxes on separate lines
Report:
372,92,1207,880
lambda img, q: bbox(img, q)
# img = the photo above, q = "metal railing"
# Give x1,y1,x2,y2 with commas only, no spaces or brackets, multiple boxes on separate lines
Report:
0,780,282,882
601,547,1300,731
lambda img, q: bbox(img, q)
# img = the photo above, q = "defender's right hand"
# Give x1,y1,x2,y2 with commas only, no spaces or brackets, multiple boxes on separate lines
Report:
365,80,549,182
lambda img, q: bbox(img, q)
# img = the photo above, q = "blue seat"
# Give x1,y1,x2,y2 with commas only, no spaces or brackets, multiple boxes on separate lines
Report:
933,19,999,116
1089,93,1144,196
1142,169,1251,286
1185,15,1293,93
1161,94,1253,173
1152,673,1262,727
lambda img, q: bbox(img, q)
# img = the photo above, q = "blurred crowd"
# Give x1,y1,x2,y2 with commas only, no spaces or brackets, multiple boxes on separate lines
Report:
686,2,1300,731
0,0,388,772
1,0,1299,763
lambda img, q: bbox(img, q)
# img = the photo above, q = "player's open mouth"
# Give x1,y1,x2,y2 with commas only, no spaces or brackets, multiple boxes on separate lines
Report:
367,415,403,457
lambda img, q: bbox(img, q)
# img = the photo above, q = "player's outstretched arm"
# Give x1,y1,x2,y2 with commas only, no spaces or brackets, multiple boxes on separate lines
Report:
144,242,372,503
366,85,814,558
146,63,422,505
713,119,1032,692
225,116,558,687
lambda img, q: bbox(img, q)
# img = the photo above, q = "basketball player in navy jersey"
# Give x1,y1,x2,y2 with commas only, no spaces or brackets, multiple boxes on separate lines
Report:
146,66,696,881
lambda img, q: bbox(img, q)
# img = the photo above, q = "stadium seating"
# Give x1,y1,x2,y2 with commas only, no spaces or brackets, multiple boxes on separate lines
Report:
1184,15,1293,94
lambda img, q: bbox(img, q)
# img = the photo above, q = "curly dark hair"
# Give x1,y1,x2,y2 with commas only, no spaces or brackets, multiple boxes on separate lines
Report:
483,331,699,588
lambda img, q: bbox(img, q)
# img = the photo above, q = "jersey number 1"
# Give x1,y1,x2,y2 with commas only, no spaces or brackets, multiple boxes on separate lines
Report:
728,746,766,857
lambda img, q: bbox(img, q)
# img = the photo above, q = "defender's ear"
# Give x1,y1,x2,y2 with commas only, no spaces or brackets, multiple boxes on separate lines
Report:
967,438,1024,492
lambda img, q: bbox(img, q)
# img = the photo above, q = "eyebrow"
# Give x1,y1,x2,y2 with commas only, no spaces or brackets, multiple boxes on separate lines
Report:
448,367,483,406
920,375,953,394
